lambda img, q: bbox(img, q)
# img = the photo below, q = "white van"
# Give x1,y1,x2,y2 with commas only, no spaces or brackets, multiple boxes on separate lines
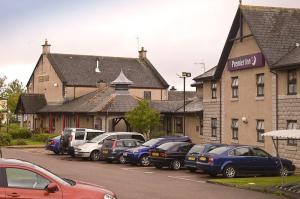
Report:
60,128,105,155
73,132,145,161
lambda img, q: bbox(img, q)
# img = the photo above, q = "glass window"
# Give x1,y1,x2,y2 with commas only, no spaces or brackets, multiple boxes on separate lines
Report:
231,119,238,140
256,74,264,97
144,91,152,100
132,135,145,142
116,141,124,147
123,140,136,147
233,147,251,156
86,131,102,141
287,120,297,146
253,148,270,157
200,119,203,135
175,117,183,134
211,81,217,99
6,168,50,190
211,118,217,137
75,131,85,140
256,120,265,142
288,70,297,95
231,77,239,98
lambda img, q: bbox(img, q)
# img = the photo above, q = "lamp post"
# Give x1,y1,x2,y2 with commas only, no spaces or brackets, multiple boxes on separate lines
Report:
177,72,191,136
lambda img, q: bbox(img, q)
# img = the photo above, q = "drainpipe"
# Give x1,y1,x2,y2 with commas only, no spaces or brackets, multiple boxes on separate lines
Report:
219,80,222,144
271,70,279,130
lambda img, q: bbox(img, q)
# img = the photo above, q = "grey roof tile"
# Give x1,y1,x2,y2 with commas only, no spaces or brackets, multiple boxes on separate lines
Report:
16,94,47,114
168,91,196,101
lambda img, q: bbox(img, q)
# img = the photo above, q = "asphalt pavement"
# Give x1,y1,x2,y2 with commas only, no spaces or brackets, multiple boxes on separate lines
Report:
1,148,285,199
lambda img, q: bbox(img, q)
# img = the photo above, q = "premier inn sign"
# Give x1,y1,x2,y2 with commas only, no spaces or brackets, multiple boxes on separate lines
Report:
227,53,265,71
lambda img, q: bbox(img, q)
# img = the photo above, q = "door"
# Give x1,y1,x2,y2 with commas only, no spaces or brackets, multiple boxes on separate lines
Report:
5,168,62,199
251,148,277,174
230,147,253,173
73,130,85,147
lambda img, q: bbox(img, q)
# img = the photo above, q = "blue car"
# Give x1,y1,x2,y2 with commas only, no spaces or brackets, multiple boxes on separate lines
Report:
196,145,296,178
184,143,226,172
123,136,191,166
46,135,61,154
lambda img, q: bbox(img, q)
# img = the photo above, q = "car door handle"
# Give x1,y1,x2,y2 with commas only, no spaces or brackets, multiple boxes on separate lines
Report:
7,192,20,197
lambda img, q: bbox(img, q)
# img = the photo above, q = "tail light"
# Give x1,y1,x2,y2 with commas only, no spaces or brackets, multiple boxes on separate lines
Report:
160,152,167,158
50,140,55,145
208,157,214,165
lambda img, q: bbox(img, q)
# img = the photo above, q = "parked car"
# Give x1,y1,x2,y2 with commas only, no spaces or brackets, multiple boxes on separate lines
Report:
60,128,105,156
123,136,191,167
184,143,226,172
196,145,296,178
45,135,61,155
74,132,145,161
101,139,144,163
150,142,194,170
0,158,117,199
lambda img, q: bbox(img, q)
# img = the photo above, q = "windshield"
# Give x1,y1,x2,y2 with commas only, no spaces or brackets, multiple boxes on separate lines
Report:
208,146,230,155
142,138,162,147
188,145,205,154
33,163,75,186
89,133,108,143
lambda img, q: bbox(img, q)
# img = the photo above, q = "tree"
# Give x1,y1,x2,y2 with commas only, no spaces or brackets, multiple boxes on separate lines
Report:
0,76,6,98
125,100,160,138
3,79,25,113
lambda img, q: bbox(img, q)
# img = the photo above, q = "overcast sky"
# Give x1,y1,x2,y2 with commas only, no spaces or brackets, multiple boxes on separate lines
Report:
1,0,300,90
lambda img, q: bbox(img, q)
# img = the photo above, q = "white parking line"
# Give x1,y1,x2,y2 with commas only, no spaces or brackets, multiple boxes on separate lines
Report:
121,167,155,171
144,171,154,174
168,175,206,184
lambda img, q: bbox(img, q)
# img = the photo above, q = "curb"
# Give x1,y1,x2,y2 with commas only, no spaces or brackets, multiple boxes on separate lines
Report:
4,145,45,149
207,180,299,199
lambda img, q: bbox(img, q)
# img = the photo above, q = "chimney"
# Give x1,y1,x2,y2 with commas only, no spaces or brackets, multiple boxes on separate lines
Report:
170,86,177,91
42,39,51,54
138,47,147,59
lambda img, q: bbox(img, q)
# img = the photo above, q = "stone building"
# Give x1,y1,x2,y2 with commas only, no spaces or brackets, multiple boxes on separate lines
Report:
192,5,300,167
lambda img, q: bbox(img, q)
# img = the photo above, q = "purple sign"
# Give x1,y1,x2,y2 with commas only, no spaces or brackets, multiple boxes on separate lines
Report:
227,53,265,71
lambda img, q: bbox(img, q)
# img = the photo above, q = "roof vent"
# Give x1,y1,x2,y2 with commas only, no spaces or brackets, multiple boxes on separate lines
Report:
95,58,101,73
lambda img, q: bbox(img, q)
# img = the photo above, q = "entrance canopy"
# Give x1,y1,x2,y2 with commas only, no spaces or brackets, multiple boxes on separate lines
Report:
263,129,300,140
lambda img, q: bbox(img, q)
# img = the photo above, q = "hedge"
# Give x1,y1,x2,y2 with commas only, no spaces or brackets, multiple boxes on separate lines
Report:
31,133,60,142
0,133,12,146
9,128,32,139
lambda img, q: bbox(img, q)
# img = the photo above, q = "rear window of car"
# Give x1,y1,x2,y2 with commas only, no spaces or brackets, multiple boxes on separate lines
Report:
188,145,205,154
75,131,85,140
157,142,178,150
86,131,102,140
208,146,230,155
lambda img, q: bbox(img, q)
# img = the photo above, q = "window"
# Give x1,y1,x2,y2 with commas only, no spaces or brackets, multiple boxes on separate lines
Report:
211,118,217,137
86,131,102,141
287,120,297,146
116,141,124,147
288,70,297,95
6,168,50,189
231,119,238,140
231,77,239,98
200,119,203,135
123,140,136,147
256,74,264,97
211,81,217,99
75,131,85,140
175,117,183,134
232,147,251,156
144,91,152,100
256,120,265,142
253,148,270,157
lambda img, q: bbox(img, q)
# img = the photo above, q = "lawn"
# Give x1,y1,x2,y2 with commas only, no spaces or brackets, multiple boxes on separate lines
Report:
11,139,45,146
209,175,300,188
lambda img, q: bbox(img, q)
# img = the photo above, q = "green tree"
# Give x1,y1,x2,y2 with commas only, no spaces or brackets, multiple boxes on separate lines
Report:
125,100,160,138
3,79,25,113
0,76,6,98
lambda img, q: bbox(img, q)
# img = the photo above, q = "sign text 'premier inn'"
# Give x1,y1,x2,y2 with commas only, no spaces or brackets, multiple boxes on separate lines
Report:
227,53,265,71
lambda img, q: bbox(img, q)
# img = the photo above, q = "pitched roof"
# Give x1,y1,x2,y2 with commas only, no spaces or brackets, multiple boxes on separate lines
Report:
193,66,216,81
176,97,203,113
46,53,168,89
15,94,47,114
111,70,133,85
168,91,196,101
101,94,140,113
215,5,300,78
150,100,185,113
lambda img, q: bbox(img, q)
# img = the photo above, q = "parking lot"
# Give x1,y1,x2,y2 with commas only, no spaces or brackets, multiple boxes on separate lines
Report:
1,147,285,199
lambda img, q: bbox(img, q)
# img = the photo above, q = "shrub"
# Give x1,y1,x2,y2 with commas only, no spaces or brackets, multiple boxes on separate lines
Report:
31,133,59,142
0,133,12,146
15,139,27,145
9,128,32,139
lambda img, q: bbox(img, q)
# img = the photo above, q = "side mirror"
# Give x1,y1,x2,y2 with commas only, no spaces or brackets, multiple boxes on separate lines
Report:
46,183,58,193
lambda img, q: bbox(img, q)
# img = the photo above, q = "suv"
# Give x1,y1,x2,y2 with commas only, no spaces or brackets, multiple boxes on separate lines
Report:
100,139,144,163
123,136,191,166
60,128,105,156
74,132,145,161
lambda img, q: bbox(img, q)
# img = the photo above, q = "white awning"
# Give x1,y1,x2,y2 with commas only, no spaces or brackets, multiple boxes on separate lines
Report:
263,129,300,139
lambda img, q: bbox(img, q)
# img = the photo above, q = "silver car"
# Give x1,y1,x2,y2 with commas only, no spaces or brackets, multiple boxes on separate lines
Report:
74,132,145,161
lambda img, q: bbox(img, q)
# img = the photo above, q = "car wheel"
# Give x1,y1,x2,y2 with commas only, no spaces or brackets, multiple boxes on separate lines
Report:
154,164,163,169
279,166,289,176
223,165,236,178
119,155,127,164
171,160,181,170
140,155,150,167
90,150,100,161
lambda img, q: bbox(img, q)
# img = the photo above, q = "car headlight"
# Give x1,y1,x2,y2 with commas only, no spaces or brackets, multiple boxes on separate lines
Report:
104,193,116,199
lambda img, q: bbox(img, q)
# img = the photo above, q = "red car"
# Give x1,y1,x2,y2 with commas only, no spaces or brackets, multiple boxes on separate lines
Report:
0,158,117,199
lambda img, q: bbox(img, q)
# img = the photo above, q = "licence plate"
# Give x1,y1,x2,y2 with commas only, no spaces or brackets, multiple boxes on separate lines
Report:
151,152,159,157
123,152,128,156
188,156,196,161
199,156,206,161
102,150,108,154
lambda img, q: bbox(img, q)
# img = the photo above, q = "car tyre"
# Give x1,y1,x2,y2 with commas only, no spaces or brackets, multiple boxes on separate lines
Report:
171,160,181,170
119,155,127,164
139,155,150,167
279,166,289,176
223,165,237,178
90,150,100,161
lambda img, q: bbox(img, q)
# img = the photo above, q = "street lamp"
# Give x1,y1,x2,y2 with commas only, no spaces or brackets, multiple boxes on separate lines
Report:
177,72,191,136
